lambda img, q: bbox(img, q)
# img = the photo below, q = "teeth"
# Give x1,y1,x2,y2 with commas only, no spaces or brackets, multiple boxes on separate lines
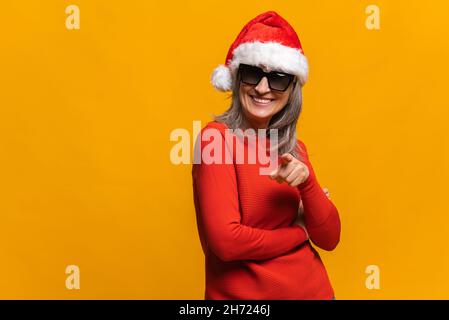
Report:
252,96,272,104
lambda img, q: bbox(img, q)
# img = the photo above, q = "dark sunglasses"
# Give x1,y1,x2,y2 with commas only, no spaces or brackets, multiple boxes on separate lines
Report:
238,63,296,92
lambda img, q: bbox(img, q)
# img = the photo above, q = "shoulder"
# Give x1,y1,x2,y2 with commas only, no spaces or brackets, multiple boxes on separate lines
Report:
197,121,228,136
296,139,307,152
195,121,230,151
202,120,228,133
296,138,310,162
198,121,230,142
193,121,233,170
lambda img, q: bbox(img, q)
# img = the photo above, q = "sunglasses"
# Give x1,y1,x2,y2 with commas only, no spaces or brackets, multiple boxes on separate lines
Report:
238,63,296,92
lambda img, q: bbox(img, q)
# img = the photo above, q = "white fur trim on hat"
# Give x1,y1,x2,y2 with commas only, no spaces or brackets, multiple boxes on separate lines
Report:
211,41,309,92
211,64,232,92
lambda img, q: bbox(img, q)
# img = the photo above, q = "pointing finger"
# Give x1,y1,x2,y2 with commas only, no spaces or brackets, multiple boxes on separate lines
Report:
280,153,294,165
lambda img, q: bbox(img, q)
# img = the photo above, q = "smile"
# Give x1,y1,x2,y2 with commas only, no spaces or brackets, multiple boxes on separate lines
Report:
250,95,274,105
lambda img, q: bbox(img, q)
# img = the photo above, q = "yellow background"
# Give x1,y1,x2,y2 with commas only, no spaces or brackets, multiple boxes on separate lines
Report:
0,0,448,299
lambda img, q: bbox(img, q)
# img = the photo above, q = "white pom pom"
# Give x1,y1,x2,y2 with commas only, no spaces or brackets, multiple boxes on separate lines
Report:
211,65,232,92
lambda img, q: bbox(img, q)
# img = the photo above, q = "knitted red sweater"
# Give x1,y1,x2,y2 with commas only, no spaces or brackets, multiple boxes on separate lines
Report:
192,121,341,300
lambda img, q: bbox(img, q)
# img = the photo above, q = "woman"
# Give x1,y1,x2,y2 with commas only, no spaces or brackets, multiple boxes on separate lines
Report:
192,11,341,300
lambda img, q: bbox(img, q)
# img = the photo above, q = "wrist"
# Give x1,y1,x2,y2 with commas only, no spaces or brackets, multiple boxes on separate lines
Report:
297,173,314,190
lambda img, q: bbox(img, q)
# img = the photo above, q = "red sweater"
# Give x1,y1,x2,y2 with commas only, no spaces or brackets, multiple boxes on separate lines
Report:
192,121,341,299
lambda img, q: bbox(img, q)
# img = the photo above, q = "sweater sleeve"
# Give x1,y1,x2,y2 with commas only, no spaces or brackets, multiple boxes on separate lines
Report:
192,126,309,262
296,140,341,251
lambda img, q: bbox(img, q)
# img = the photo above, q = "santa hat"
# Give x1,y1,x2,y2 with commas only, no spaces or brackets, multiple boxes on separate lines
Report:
211,11,309,92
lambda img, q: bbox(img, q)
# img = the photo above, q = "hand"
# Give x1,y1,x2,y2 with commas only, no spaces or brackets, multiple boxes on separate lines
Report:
269,153,310,187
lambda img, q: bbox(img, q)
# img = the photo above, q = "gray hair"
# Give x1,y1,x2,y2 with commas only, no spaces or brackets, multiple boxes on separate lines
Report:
212,68,305,161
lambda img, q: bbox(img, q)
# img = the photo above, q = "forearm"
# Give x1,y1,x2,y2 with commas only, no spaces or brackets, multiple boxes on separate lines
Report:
206,221,309,262
298,177,341,251
193,177,309,262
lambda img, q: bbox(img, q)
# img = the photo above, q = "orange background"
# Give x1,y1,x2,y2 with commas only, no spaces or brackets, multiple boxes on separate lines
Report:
0,1,448,299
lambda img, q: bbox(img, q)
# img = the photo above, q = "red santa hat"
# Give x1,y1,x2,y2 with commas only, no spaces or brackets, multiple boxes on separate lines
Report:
211,11,309,92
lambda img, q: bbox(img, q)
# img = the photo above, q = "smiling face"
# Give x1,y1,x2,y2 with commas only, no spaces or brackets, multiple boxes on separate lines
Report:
239,65,295,130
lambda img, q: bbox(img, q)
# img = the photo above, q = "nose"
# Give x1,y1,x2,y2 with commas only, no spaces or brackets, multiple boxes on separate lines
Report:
254,76,271,94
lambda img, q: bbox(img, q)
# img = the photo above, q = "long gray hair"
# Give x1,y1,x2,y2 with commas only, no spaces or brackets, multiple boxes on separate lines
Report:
213,67,304,160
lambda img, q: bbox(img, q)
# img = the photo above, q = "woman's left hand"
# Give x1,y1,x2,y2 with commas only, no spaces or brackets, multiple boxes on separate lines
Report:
269,153,310,187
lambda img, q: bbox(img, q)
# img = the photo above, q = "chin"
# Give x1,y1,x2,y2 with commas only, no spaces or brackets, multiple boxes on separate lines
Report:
243,108,274,127
247,108,273,120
